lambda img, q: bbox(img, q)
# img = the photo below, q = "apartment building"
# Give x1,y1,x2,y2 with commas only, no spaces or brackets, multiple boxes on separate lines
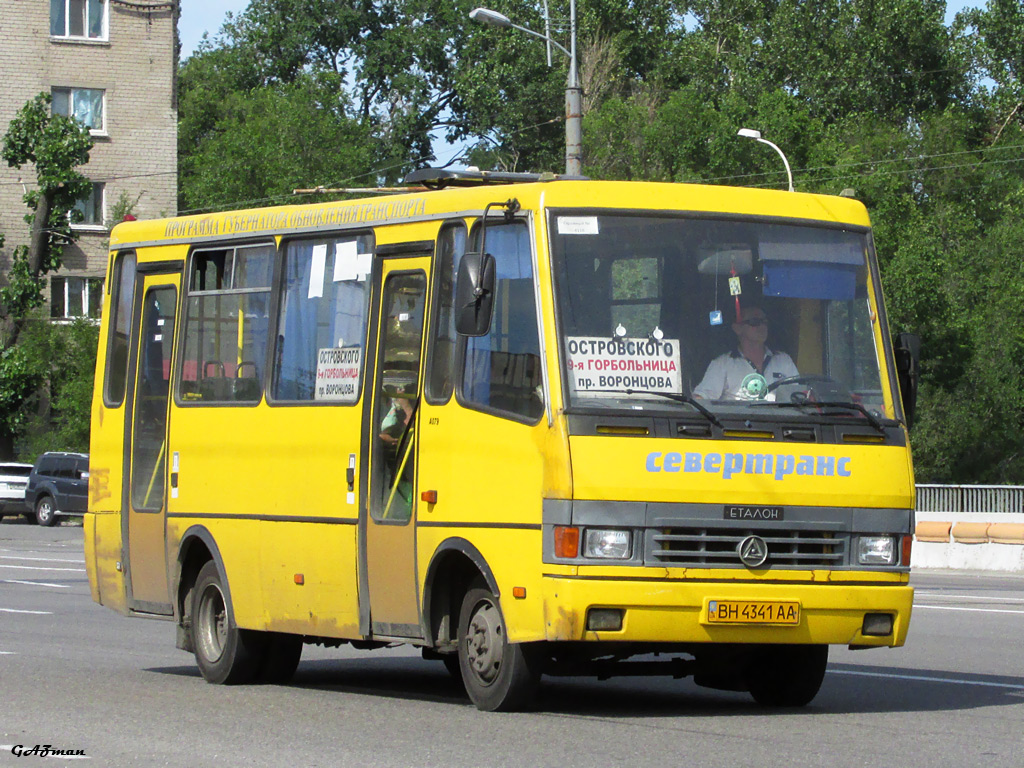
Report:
0,0,177,320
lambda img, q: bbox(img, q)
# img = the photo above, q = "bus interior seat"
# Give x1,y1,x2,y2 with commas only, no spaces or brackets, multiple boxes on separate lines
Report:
232,361,261,402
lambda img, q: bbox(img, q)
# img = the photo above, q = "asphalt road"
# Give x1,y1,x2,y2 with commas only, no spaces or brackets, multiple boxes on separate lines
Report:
2,518,1023,768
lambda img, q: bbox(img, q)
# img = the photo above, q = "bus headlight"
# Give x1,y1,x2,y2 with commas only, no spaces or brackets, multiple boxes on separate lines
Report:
583,529,632,559
858,535,896,565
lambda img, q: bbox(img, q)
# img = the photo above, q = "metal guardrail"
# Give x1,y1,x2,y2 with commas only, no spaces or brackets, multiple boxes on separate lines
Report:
916,484,1024,514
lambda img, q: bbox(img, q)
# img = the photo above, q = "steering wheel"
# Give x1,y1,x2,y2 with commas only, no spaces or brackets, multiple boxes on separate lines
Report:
766,374,846,395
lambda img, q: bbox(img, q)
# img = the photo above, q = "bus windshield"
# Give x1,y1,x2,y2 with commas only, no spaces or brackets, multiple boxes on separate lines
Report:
550,212,895,424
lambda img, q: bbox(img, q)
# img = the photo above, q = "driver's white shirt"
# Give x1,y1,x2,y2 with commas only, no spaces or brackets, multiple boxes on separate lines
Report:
693,347,799,401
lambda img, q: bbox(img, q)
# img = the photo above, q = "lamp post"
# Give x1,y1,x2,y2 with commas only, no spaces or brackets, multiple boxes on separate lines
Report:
469,4,582,177
736,128,794,192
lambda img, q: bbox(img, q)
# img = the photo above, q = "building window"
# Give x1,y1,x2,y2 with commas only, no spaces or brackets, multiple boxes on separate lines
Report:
51,0,107,40
51,276,104,319
73,183,105,228
52,87,105,133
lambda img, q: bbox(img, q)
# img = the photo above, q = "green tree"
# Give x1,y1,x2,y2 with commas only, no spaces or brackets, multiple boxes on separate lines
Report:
0,93,94,458
175,1,1024,483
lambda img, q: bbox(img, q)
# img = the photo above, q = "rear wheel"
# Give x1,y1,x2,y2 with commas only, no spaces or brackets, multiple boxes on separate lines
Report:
458,584,542,711
190,560,264,684
745,644,829,707
35,497,57,527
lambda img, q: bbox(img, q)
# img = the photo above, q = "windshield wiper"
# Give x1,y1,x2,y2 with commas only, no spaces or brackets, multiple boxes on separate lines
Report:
622,389,724,429
755,399,886,433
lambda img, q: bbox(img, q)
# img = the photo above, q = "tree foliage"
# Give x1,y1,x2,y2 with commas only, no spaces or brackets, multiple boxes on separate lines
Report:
1,93,94,458
174,1,1024,482
1,94,93,323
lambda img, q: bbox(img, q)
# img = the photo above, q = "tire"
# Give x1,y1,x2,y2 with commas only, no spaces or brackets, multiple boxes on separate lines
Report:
458,584,542,711
256,633,303,684
189,560,265,684
35,496,57,527
745,644,829,707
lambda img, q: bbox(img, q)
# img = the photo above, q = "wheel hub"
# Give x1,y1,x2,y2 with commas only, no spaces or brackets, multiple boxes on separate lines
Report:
465,600,503,684
197,584,227,663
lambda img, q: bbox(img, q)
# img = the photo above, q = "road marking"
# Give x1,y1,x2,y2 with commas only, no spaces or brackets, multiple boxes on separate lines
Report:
0,608,53,615
914,604,1024,615
0,746,89,760
833,668,1024,691
914,593,1024,604
0,579,70,589
0,555,84,564
0,651,14,655
0,564,85,573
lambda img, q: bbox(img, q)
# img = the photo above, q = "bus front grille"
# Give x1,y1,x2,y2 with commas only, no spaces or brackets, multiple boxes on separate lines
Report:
649,528,847,568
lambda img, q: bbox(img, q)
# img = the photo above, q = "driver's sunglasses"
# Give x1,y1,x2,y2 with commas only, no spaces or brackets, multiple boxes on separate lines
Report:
742,317,768,327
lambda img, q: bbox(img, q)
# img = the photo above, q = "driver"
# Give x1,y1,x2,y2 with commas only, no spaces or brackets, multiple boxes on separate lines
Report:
693,305,798,400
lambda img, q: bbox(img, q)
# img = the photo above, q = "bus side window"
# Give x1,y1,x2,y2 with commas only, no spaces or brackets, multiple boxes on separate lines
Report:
104,250,136,407
425,221,466,404
272,234,374,403
179,245,273,404
460,221,544,421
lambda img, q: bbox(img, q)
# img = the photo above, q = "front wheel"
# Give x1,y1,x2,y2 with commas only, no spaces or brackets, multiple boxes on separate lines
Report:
35,497,57,527
190,561,265,684
458,584,542,711
745,644,829,707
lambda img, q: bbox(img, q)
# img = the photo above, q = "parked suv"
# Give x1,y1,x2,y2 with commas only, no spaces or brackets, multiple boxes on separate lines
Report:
0,462,33,521
25,452,90,527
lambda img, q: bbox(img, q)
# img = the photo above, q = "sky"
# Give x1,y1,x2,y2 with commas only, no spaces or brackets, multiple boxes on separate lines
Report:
178,1,986,60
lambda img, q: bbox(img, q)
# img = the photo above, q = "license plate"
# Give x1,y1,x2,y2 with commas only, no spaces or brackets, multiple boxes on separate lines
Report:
707,600,800,625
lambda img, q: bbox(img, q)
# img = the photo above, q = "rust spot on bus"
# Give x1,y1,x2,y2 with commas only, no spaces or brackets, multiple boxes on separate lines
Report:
544,602,581,640
89,467,111,505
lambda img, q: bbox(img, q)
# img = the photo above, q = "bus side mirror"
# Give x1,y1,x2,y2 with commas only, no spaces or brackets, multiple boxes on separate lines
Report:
454,252,496,337
894,332,920,428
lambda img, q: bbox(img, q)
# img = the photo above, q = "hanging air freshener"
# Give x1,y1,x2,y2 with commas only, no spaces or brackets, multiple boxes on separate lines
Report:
730,263,742,322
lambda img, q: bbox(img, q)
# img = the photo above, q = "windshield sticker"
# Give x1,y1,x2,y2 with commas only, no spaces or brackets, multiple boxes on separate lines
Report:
314,346,361,402
557,216,600,235
567,336,681,395
646,450,852,480
308,244,327,299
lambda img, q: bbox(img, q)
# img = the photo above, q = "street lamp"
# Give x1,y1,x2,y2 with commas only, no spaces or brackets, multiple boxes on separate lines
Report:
736,128,794,192
470,4,582,177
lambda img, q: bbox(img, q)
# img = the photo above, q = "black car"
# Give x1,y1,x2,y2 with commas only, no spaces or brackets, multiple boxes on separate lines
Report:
24,452,90,527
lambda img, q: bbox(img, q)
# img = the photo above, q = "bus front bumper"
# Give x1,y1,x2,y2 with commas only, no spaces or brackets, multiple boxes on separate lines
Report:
540,576,913,648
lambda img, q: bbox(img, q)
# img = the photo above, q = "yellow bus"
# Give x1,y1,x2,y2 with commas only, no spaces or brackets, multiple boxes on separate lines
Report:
85,170,919,711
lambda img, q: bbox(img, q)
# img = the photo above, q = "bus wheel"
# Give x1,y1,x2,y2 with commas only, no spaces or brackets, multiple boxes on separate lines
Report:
458,585,541,711
745,644,829,707
190,561,263,684
35,497,57,527
257,633,303,684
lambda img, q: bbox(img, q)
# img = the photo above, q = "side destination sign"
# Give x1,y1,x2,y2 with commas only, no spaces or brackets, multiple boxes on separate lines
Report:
164,198,427,239
646,451,852,481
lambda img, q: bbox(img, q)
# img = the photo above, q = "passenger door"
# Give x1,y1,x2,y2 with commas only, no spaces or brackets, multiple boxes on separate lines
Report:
363,255,429,637
123,270,180,614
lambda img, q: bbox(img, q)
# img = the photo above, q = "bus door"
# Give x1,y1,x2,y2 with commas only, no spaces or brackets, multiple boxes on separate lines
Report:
122,270,179,614
364,256,429,637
